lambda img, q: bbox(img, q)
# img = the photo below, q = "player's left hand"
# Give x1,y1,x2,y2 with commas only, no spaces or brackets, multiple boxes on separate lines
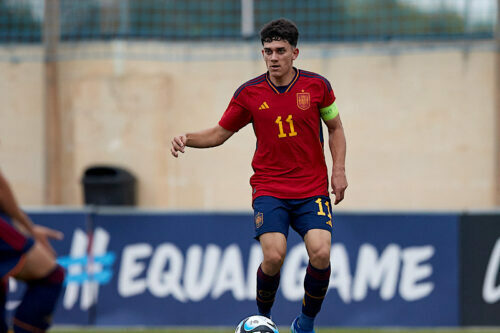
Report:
32,225,64,255
171,134,187,158
331,169,347,205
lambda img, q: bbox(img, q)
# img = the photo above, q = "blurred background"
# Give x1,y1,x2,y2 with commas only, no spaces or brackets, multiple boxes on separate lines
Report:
1,0,500,330
0,0,497,211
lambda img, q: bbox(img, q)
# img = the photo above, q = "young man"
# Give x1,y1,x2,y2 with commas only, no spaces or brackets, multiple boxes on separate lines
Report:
171,18,347,333
0,169,65,333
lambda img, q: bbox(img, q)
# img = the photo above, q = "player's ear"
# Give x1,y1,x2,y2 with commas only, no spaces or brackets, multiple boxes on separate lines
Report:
292,47,299,60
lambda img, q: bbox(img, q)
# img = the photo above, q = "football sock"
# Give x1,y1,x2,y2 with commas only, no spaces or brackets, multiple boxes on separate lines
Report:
13,265,64,333
0,279,8,333
256,265,280,319
299,262,331,331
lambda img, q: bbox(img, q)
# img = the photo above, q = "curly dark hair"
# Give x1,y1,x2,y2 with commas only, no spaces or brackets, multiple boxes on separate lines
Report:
260,18,299,47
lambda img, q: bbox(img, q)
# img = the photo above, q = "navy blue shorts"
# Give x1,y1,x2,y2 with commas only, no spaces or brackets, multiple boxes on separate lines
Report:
252,195,333,239
0,217,34,279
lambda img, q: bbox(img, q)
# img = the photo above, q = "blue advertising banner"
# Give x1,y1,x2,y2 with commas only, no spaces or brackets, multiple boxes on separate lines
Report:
90,212,459,327
321,213,459,327
6,210,460,327
92,212,258,326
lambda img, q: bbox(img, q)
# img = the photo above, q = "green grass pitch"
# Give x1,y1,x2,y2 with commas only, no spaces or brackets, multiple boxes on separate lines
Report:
53,328,500,333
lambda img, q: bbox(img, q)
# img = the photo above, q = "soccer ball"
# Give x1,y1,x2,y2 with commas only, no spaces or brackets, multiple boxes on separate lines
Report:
235,315,279,333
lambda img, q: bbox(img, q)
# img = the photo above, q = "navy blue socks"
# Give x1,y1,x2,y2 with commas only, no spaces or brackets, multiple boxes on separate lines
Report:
299,262,331,331
13,265,64,333
256,265,280,318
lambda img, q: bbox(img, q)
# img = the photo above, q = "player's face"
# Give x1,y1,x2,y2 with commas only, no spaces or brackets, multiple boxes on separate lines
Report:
262,40,299,83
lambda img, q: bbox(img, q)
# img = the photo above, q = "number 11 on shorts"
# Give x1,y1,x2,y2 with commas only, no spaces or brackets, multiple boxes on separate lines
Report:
315,198,332,227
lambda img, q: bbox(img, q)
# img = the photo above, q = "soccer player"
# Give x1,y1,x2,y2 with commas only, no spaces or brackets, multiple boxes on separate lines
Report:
0,169,65,333
170,18,347,333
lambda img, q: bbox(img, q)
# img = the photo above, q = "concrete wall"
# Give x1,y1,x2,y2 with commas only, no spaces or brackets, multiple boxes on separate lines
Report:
0,41,497,210
0,59,45,204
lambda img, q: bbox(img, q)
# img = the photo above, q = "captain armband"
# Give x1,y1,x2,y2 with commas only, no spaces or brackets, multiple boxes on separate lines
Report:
320,102,339,121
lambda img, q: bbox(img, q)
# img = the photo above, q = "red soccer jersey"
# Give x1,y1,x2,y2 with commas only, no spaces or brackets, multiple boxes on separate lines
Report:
219,68,336,201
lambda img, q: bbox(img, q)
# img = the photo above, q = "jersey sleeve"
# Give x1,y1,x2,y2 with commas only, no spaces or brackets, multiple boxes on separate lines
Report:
218,95,252,132
319,77,336,109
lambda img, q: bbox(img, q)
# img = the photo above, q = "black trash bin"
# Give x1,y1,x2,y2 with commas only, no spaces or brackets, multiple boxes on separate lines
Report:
81,165,136,206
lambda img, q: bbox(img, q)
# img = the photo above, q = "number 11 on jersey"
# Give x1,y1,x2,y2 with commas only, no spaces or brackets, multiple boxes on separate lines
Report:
275,115,298,138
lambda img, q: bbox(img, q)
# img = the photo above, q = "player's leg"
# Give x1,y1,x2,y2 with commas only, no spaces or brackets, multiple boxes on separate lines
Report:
253,196,290,318
291,230,331,333
257,232,287,318
12,241,65,333
260,232,287,275
290,196,333,333
303,229,331,313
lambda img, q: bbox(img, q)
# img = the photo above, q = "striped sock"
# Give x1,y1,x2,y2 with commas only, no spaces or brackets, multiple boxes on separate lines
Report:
300,262,331,330
14,265,64,333
256,265,280,318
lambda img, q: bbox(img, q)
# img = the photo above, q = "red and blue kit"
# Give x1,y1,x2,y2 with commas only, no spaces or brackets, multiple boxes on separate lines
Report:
219,68,336,201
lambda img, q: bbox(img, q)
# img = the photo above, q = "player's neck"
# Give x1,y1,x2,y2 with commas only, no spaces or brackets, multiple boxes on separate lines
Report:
269,68,296,87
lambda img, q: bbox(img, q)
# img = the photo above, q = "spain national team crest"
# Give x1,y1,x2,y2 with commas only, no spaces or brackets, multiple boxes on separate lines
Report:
255,212,264,228
297,91,311,110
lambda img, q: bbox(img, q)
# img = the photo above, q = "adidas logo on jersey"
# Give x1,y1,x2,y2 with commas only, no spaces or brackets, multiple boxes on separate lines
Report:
258,102,270,110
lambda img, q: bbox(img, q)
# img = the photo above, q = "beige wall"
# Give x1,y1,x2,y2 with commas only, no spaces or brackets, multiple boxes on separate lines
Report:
0,42,497,211
0,59,45,204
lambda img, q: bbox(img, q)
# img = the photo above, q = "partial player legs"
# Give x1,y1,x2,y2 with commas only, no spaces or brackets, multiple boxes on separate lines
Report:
257,232,287,318
13,265,64,333
12,242,64,333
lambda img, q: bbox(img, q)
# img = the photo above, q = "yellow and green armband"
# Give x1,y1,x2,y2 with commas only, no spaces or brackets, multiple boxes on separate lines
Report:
320,102,339,121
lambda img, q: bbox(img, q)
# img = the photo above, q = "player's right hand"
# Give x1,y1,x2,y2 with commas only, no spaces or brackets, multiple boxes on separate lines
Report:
171,135,187,158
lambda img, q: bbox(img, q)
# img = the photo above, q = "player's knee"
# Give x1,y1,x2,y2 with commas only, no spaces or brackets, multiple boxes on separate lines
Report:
28,263,65,287
262,250,286,272
309,246,331,269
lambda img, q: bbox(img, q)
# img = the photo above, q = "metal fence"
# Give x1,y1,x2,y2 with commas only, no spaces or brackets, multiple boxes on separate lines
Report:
0,0,496,43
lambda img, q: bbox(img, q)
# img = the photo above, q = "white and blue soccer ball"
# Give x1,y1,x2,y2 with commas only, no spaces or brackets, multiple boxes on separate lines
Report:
235,315,279,333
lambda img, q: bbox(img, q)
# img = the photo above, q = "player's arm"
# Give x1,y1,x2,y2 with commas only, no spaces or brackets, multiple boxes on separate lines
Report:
171,124,235,158
0,169,63,253
322,105,348,205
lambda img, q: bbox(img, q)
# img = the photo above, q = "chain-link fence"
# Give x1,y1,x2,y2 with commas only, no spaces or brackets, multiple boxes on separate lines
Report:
0,0,497,61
